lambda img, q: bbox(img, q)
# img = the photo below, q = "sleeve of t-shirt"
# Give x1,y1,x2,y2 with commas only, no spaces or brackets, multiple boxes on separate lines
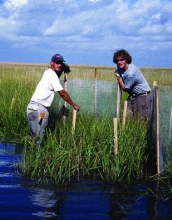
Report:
50,71,64,92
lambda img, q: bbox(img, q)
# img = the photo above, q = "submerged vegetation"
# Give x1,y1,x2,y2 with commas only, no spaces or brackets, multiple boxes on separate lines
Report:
0,63,172,185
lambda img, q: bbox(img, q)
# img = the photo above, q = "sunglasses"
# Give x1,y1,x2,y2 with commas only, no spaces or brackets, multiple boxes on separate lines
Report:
55,61,63,64
116,58,125,62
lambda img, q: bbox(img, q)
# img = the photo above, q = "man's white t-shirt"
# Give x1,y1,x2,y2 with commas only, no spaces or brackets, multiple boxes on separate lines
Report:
31,68,63,107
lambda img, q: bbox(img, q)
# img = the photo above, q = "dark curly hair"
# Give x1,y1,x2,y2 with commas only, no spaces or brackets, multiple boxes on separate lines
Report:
113,49,132,64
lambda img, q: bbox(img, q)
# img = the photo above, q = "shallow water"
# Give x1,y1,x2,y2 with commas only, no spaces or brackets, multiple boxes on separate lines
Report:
1,143,172,220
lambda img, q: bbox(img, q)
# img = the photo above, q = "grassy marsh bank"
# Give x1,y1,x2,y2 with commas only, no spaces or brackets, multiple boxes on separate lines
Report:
1,62,172,85
0,63,172,184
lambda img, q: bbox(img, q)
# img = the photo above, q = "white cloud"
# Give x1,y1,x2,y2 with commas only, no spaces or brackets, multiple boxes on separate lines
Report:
43,9,99,36
4,0,28,9
152,13,161,20
88,0,101,2
0,0,172,67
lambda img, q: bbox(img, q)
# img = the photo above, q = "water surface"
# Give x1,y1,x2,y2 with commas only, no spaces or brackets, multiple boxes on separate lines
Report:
0,143,172,220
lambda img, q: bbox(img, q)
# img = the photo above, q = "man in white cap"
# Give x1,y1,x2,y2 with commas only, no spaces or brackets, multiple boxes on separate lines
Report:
27,54,80,144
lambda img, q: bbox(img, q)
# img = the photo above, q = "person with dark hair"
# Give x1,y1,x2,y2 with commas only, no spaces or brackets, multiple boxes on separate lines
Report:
113,49,152,119
27,54,80,144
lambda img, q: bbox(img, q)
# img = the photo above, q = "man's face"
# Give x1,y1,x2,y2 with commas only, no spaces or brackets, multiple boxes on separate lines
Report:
116,56,128,71
51,61,63,73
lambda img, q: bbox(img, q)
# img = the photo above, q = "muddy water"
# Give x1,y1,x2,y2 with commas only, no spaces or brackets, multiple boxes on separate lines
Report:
0,143,172,220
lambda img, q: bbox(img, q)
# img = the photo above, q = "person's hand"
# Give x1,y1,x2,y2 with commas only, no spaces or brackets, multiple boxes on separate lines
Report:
114,70,120,78
62,63,71,74
74,104,80,112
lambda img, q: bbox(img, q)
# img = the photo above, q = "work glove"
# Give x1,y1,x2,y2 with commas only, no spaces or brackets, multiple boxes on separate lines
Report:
62,63,71,74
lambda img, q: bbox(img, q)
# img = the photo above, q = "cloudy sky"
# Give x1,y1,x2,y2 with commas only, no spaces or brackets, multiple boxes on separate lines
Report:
0,0,172,67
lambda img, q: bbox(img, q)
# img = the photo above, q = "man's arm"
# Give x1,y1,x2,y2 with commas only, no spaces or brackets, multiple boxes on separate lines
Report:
114,70,126,91
58,89,80,112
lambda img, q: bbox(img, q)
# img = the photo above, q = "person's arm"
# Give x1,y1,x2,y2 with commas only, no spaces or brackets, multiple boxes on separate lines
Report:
58,89,80,112
114,70,125,91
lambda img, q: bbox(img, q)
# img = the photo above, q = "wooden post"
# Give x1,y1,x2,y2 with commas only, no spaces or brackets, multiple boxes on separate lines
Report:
69,152,71,182
113,118,118,155
94,68,97,113
10,97,15,109
63,73,68,120
113,83,122,155
116,84,122,118
169,107,172,139
122,100,128,126
64,73,67,91
154,81,160,177
72,109,77,133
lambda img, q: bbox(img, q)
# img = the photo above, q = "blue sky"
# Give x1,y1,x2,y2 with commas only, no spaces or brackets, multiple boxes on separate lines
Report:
0,0,172,67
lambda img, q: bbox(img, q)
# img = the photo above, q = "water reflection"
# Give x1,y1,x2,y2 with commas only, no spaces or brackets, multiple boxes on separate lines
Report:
30,188,60,219
29,182,111,219
0,143,172,219
109,181,172,220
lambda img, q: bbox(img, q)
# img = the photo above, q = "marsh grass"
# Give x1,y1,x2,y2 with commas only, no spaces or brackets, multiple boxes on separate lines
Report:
70,65,172,86
0,63,172,184
0,65,43,140
21,112,148,184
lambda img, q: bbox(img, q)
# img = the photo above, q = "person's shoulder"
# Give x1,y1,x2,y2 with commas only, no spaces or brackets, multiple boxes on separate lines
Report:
129,63,141,72
129,63,136,69
44,68,56,76
42,69,57,82
125,64,138,77
125,63,135,72
45,68,54,73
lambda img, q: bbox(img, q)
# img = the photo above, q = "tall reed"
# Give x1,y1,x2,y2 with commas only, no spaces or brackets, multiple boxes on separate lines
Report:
21,110,148,184
0,63,171,185
0,65,43,140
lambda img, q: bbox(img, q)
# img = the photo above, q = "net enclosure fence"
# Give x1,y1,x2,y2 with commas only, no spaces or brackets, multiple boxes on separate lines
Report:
157,85,172,172
62,78,118,116
142,83,172,174
56,75,172,175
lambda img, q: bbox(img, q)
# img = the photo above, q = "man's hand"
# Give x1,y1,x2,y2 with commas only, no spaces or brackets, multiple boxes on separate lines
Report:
114,70,120,78
114,70,125,90
73,104,80,112
62,63,71,74
58,90,80,112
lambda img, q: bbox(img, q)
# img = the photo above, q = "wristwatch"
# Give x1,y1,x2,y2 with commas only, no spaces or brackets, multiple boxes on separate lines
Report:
116,75,121,79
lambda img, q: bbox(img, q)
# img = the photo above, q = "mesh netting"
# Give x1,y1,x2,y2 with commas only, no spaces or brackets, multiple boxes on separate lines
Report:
58,78,118,117
159,86,172,168
148,85,172,172
52,76,171,172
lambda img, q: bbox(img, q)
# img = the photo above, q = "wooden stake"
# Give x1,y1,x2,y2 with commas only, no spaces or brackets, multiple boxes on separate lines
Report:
169,107,172,139
64,73,67,100
63,73,68,120
10,97,15,109
69,152,71,182
94,68,97,79
116,84,122,118
72,109,77,133
113,83,122,156
113,118,118,155
154,81,160,177
94,68,97,113
122,100,128,126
